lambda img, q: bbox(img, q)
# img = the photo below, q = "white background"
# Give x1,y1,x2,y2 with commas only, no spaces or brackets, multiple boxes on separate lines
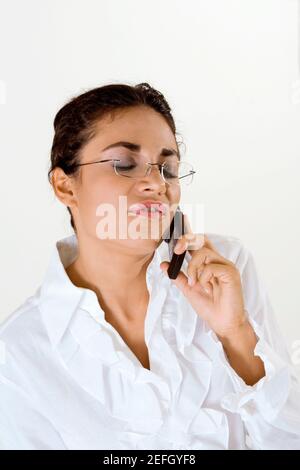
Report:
0,0,299,374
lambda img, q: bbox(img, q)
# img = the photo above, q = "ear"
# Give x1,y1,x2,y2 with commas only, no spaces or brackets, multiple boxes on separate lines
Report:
50,167,78,210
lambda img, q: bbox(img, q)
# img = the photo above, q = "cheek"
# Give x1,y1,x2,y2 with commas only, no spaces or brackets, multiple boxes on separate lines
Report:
77,179,119,233
173,184,181,200
76,175,181,242
168,184,181,211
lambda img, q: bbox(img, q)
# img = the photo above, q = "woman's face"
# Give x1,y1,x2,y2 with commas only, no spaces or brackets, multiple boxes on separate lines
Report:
62,105,181,254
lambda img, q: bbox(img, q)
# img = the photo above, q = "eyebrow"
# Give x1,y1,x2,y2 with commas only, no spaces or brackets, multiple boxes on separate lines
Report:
101,141,180,159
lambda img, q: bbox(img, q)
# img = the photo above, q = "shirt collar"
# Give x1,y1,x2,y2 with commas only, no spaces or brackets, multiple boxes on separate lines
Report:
38,233,168,348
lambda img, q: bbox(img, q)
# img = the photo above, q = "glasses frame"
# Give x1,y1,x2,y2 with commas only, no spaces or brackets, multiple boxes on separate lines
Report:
73,158,196,185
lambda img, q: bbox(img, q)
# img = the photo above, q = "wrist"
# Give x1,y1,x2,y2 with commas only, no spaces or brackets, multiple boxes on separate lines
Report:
216,318,266,385
216,317,251,344
217,319,259,358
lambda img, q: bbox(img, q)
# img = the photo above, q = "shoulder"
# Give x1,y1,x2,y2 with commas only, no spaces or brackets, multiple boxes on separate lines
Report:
0,289,49,380
0,291,41,340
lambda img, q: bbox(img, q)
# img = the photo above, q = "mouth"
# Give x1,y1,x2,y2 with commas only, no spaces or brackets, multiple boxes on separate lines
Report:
128,202,168,218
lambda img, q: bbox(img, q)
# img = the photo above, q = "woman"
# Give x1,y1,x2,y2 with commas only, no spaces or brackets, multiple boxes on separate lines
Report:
0,83,299,450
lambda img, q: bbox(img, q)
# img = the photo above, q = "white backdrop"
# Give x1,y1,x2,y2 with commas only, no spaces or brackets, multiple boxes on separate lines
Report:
0,0,299,375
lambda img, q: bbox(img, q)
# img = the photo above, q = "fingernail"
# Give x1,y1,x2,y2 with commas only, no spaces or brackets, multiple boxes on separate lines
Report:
174,242,182,254
188,276,194,286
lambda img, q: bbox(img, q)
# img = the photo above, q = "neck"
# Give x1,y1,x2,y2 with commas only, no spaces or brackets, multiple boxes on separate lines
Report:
65,234,158,323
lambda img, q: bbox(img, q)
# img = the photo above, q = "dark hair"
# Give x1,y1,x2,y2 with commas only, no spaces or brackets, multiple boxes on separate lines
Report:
48,82,184,233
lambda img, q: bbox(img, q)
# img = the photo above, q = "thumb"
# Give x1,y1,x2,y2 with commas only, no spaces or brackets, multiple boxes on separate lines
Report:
160,261,169,273
160,261,190,293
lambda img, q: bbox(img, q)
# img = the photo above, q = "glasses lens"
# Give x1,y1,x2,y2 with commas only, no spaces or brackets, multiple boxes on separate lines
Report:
114,157,146,178
114,158,194,185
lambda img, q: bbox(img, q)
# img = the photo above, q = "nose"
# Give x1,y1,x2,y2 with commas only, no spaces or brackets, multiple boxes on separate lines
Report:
137,163,167,193
145,163,168,185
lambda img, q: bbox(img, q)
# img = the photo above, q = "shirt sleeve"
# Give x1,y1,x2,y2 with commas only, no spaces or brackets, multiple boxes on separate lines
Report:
210,243,300,450
0,373,67,450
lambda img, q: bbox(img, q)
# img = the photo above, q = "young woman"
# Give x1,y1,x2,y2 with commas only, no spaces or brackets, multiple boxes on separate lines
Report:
0,83,299,450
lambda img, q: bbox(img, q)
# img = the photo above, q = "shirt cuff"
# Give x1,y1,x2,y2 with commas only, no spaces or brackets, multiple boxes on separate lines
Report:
205,312,291,422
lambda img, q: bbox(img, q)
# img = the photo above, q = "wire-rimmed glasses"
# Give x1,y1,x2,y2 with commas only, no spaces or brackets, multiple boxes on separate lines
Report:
73,157,196,186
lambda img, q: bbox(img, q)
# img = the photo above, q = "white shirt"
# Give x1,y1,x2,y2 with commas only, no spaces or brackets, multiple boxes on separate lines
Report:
0,233,300,450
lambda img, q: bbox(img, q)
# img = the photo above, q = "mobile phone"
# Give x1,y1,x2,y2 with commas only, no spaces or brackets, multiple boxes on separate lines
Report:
162,206,186,279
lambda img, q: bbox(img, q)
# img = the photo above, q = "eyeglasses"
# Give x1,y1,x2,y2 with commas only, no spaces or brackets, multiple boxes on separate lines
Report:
73,157,196,186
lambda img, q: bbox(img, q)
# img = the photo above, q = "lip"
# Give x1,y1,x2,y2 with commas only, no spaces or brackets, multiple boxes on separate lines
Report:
128,200,168,216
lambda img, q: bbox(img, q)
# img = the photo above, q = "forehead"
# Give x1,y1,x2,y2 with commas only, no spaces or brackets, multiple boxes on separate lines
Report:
90,105,177,151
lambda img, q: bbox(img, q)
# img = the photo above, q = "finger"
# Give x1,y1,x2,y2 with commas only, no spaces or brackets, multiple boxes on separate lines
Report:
211,275,219,288
173,213,205,254
196,267,211,295
187,262,199,287
175,242,233,287
160,260,208,297
174,233,205,254
183,213,194,237
160,260,194,290
197,267,214,294
202,234,217,252
174,231,220,257
187,246,233,270
160,261,191,293
184,218,216,253
160,261,169,273
198,263,238,288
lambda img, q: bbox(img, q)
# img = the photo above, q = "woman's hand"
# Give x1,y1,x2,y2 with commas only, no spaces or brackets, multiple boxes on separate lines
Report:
160,214,247,339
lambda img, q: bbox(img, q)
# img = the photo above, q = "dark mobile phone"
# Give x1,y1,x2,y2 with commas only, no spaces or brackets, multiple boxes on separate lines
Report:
162,206,186,279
